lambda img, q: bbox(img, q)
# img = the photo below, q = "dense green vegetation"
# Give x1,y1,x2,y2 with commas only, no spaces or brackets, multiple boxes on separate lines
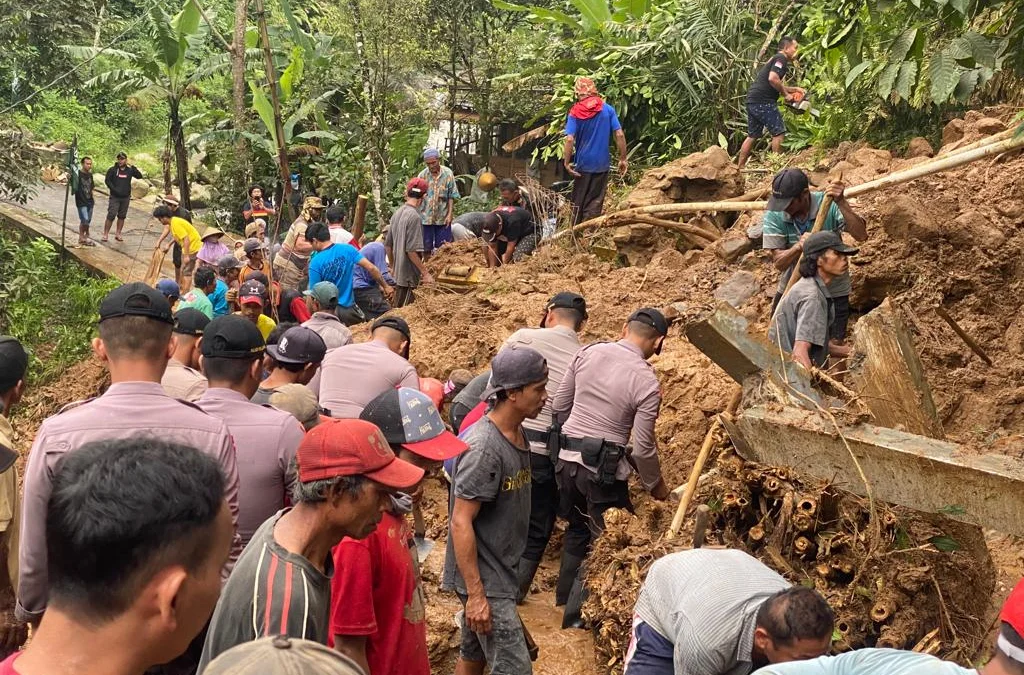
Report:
1,0,1022,217
0,233,119,384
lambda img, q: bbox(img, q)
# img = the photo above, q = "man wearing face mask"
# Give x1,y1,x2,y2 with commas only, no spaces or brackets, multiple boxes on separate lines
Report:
329,388,468,675
552,307,671,629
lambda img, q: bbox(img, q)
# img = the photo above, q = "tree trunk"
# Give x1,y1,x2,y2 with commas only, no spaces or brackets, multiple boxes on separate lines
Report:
231,0,249,163
170,99,192,210
346,0,388,228
93,0,106,48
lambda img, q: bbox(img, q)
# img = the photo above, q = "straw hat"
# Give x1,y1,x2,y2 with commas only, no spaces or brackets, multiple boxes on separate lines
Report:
201,226,225,241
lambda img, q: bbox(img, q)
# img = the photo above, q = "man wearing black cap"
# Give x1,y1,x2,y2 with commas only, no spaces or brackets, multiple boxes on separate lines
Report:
198,315,303,547
161,308,210,402
443,346,548,675
769,231,857,370
762,168,866,343
502,292,588,603
0,337,29,656
552,307,671,628
19,282,243,627
317,316,419,419
251,325,326,405
481,206,537,268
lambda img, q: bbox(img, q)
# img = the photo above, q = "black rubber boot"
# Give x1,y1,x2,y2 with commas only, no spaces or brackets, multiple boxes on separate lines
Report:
555,552,584,606
516,557,542,605
561,574,588,629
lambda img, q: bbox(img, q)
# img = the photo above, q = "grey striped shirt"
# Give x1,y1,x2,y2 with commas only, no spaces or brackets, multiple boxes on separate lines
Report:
633,549,790,675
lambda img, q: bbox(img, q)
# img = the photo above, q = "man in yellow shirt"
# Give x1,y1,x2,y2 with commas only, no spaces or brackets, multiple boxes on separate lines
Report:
154,205,202,288
236,279,276,340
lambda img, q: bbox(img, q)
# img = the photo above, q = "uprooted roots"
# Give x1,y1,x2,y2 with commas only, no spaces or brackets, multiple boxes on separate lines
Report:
583,447,994,674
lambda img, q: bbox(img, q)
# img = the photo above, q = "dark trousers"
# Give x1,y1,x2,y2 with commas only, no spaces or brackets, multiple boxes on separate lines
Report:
354,286,391,320
569,171,610,225
394,285,416,307
523,453,559,562
335,304,366,326
557,460,632,559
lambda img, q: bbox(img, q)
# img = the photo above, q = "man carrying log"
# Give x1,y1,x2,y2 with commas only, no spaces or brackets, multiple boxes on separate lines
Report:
763,168,867,343
769,231,857,370
624,548,834,675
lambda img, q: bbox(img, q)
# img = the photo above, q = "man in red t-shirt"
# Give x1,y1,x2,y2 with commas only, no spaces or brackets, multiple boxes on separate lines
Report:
330,387,468,675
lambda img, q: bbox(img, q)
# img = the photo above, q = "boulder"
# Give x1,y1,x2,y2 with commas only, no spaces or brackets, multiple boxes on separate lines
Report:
945,211,1005,250
877,195,942,242
713,270,760,308
848,147,893,174
827,160,857,182
942,119,966,147
131,179,152,199
996,201,1024,221
190,183,213,209
906,137,935,159
712,236,755,263
974,117,1006,135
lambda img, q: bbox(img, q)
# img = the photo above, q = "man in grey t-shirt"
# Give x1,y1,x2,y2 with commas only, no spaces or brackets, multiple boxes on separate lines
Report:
442,346,549,675
385,177,435,307
769,231,857,370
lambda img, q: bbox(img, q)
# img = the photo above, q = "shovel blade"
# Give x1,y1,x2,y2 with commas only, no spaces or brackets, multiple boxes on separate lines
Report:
414,535,435,561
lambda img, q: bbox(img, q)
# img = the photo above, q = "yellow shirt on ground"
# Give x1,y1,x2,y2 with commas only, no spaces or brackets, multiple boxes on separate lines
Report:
171,216,202,254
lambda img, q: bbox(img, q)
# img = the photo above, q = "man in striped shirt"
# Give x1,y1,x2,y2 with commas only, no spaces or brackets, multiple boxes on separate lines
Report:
625,549,834,675
198,418,425,670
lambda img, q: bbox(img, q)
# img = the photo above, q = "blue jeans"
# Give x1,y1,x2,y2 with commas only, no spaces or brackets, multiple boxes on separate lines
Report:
77,205,93,226
423,224,453,253
623,618,674,675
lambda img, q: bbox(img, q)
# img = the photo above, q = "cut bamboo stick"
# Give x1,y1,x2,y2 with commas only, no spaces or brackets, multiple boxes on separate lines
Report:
937,128,1015,157
935,306,993,365
543,133,1024,244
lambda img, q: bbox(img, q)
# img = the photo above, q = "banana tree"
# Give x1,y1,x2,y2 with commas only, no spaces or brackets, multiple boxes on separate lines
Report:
64,0,222,209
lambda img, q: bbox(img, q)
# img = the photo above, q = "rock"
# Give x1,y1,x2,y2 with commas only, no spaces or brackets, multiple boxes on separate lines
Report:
848,147,892,173
746,221,763,244
942,119,966,147
906,137,935,159
190,183,212,209
996,202,1024,220
518,282,536,295
877,195,942,242
680,250,702,266
827,160,857,182
713,236,755,263
974,117,1006,135
1005,315,1024,356
648,248,690,271
131,179,152,199
612,226,632,245
713,270,760,308
945,211,1005,250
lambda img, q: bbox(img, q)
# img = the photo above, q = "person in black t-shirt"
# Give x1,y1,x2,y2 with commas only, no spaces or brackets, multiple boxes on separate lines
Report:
737,36,805,170
481,206,537,267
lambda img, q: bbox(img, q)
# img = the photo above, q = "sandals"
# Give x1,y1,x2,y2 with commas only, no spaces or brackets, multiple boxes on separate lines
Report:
115,235,124,242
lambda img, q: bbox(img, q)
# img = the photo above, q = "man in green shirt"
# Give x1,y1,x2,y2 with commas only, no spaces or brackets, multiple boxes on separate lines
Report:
176,267,217,319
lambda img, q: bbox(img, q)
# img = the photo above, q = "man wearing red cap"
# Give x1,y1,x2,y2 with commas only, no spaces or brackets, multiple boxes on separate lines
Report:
563,76,628,225
752,577,1024,675
198,418,424,671
330,388,468,675
385,178,434,307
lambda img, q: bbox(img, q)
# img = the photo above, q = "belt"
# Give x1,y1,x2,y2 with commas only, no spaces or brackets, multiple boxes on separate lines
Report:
524,428,552,444
278,248,309,266
561,435,626,453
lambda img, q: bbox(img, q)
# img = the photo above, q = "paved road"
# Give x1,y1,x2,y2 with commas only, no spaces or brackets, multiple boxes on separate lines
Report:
3,181,175,282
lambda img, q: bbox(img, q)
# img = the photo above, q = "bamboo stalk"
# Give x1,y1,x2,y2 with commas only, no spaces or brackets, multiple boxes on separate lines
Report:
543,133,1024,245
937,128,1015,157
777,193,834,301
624,215,717,247
935,306,993,365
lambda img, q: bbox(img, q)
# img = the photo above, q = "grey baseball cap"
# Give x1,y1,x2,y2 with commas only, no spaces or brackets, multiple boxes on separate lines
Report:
481,345,548,400
204,636,364,675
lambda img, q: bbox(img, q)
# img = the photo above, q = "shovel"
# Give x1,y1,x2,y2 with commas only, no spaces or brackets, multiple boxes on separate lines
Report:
412,503,435,561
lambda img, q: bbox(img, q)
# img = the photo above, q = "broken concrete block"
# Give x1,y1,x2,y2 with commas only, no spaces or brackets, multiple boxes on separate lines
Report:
906,137,935,158
723,405,1024,537
850,298,944,439
713,271,759,308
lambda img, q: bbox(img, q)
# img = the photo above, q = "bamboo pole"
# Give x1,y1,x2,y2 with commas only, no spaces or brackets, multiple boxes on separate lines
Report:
624,215,718,248
543,133,1024,245
937,128,1015,157
778,193,836,298
935,306,993,365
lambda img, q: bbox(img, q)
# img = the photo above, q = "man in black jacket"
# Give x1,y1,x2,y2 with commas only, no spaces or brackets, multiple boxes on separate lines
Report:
73,156,96,247
102,151,143,243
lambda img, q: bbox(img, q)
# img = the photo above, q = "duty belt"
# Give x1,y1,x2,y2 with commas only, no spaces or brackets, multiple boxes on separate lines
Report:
561,435,626,486
523,428,553,445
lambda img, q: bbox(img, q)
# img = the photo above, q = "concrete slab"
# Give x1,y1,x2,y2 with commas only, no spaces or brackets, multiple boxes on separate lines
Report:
685,301,823,407
724,405,1024,536
0,183,173,282
850,298,944,439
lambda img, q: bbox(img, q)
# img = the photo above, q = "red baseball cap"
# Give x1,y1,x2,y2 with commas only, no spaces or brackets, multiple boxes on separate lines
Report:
406,177,429,198
297,418,425,489
999,579,1024,664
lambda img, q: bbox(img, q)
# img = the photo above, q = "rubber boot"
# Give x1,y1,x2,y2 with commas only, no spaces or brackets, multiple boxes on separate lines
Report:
516,557,542,605
561,574,588,629
555,552,585,607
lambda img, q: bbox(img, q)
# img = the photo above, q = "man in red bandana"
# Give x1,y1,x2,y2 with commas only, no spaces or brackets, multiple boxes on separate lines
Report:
563,76,628,225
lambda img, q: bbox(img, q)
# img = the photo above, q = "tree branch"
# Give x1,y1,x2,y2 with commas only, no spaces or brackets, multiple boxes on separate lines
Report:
193,0,235,53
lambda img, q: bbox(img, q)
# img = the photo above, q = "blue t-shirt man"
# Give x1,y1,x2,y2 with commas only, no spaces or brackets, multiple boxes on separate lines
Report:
564,103,623,174
308,243,365,308
210,278,229,317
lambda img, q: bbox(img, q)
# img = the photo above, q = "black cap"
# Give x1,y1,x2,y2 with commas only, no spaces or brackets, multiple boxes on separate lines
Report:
541,292,588,327
628,307,669,337
99,282,174,325
116,151,127,159
372,316,411,359
767,168,810,211
802,231,859,257
173,308,211,336
481,213,501,242
266,326,327,365
239,279,267,306
0,337,28,391
201,315,266,359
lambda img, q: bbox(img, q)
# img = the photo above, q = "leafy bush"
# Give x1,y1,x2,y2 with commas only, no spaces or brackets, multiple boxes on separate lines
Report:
12,91,124,160
0,233,119,384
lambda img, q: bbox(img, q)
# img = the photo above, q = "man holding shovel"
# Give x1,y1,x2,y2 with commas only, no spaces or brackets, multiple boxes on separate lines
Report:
329,387,467,675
